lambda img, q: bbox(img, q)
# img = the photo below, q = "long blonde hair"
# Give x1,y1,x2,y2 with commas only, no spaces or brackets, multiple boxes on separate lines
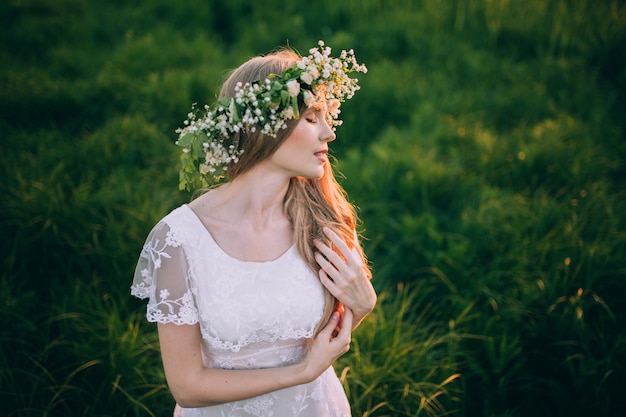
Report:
217,48,371,332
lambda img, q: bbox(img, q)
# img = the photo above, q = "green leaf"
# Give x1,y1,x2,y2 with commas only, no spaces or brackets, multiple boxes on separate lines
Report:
271,81,283,93
291,96,300,118
180,151,191,168
192,132,206,156
178,169,190,191
177,132,195,147
229,99,240,122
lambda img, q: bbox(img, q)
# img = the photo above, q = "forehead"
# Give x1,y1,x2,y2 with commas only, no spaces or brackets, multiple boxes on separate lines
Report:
308,99,328,113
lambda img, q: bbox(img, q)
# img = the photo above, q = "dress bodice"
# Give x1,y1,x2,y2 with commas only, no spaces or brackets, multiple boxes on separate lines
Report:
131,205,350,416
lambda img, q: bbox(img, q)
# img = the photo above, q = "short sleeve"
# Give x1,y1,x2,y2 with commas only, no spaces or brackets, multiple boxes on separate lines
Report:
131,221,199,325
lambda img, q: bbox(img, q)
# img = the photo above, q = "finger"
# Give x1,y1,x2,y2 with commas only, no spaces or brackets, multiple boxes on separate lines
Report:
335,309,353,349
313,238,342,265
318,269,343,299
322,227,360,266
319,311,340,340
339,308,354,334
315,251,339,278
314,240,352,278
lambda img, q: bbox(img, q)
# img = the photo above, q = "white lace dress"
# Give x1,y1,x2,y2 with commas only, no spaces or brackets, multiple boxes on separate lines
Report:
131,205,351,417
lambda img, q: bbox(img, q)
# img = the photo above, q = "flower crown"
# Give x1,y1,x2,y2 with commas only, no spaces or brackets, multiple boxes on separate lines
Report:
175,40,367,192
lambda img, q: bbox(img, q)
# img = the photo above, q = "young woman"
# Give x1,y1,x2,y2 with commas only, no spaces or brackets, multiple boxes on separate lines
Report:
131,41,376,417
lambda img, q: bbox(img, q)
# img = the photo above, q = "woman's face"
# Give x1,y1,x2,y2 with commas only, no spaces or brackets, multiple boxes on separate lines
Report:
269,105,336,179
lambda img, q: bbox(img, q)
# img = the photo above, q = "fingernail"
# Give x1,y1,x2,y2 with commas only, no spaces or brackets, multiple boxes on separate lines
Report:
331,312,339,320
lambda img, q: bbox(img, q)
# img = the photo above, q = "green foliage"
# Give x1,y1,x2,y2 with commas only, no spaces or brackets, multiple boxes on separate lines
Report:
337,281,467,416
2,0,625,416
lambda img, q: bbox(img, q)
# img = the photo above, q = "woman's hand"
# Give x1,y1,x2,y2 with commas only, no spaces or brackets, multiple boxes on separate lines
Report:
314,227,377,327
301,308,353,382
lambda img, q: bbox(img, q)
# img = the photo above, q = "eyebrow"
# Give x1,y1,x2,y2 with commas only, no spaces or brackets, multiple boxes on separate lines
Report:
309,103,327,114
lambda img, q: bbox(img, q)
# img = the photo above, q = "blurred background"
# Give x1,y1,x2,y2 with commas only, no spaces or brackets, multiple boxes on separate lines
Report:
1,0,625,416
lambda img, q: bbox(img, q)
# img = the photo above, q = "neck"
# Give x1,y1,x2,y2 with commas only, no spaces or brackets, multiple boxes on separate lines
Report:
211,167,291,231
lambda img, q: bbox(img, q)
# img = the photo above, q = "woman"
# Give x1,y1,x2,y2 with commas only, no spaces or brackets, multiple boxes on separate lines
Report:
131,41,376,417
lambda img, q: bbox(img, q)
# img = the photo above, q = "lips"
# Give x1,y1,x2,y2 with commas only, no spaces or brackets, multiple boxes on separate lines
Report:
314,149,328,161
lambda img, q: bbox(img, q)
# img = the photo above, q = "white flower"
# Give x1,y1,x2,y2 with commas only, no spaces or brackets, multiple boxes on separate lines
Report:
286,79,300,97
300,71,314,85
283,107,295,119
303,90,315,107
159,289,170,300
328,98,340,114
308,66,320,79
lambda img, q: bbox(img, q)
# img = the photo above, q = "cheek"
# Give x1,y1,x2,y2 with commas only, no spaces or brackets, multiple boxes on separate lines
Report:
272,134,303,162
282,127,307,149
279,135,300,154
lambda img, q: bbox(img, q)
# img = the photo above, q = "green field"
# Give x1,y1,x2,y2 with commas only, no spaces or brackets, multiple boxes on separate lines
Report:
1,1,625,416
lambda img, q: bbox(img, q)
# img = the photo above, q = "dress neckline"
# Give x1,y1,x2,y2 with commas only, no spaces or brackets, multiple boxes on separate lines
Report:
181,204,296,264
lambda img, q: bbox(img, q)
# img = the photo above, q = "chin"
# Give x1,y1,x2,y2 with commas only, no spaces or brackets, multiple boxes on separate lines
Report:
296,170,324,180
310,169,325,179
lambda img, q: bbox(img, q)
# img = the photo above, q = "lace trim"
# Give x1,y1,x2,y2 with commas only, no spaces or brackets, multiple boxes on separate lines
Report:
208,343,307,370
201,322,316,352
130,267,153,299
214,356,258,370
146,289,199,325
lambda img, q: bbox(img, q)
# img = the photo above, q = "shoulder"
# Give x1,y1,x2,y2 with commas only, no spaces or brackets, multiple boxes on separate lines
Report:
160,205,192,227
145,205,200,247
185,187,234,230
186,187,227,215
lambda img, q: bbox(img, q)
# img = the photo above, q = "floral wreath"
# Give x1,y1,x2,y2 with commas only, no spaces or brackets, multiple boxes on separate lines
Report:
175,40,368,192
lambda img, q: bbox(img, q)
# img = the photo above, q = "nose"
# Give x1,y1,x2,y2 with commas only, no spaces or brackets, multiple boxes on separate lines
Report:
322,119,337,142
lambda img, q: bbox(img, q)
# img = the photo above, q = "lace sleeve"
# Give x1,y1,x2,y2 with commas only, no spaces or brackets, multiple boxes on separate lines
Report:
130,221,199,325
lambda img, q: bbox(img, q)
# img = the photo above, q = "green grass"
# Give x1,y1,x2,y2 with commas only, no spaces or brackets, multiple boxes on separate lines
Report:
337,280,470,417
1,0,625,415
